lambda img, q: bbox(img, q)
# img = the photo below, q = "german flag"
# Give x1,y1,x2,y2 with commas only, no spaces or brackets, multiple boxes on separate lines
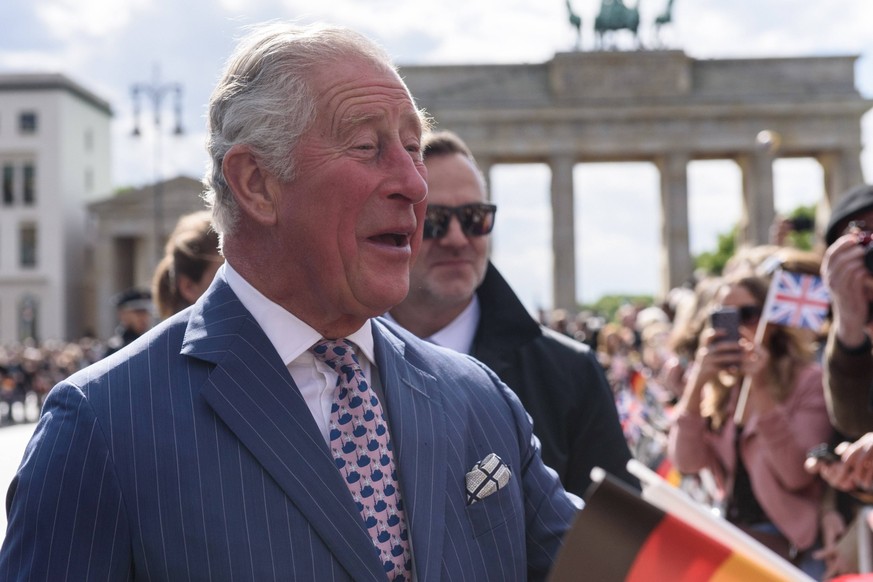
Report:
548,474,807,582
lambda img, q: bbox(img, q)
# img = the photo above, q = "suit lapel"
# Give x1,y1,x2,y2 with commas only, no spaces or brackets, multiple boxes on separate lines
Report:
181,277,385,581
373,321,447,582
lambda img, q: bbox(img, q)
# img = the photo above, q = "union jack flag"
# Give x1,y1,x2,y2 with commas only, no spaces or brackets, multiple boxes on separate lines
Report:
761,269,831,332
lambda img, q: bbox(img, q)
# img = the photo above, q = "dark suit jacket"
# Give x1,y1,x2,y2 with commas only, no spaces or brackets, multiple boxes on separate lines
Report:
0,273,576,581
471,263,638,496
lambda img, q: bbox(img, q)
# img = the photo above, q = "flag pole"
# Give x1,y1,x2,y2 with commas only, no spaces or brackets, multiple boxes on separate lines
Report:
733,269,781,426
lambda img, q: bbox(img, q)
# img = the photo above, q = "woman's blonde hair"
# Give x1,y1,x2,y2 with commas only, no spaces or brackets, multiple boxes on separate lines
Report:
152,211,222,319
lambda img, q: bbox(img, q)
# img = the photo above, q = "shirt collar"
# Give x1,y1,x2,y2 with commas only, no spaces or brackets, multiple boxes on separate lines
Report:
427,295,480,354
384,295,480,355
222,262,376,366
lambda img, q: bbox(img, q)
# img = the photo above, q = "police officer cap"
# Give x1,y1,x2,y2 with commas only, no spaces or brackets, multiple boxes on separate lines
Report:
114,288,152,310
825,184,873,245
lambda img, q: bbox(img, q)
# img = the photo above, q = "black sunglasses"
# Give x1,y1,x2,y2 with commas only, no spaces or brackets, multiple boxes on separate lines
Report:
423,203,497,240
737,305,763,325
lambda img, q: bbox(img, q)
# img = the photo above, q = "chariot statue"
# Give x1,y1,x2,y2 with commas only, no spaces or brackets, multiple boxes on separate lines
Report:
581,0,676,51
594,0,641,49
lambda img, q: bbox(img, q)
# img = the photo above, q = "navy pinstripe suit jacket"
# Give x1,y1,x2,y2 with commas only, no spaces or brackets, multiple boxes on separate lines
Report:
0,274,577,581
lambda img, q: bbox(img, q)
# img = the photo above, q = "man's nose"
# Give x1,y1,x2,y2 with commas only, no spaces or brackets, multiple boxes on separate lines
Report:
386,144,427,205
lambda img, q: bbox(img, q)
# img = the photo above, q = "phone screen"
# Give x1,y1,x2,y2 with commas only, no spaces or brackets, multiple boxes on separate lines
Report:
710,307,740,343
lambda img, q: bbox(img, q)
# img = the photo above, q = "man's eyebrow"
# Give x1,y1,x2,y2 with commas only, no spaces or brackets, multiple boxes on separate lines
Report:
335,109,423,138
335,112,379,138
339,111,379,129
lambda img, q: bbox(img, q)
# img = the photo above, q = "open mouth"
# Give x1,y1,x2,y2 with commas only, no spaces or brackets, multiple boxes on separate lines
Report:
370,233,409,247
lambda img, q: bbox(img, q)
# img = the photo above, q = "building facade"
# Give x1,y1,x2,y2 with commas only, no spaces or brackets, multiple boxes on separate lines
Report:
0,74,112,343
86,176,208,340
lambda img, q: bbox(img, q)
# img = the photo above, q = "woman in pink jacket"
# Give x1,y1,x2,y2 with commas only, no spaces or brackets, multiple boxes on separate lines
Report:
668,269,833,578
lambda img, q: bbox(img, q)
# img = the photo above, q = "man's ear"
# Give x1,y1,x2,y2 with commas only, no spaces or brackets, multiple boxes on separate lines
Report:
222,144,278,226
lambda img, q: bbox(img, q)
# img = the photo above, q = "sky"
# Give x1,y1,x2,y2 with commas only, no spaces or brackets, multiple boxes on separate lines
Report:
2,0,872,311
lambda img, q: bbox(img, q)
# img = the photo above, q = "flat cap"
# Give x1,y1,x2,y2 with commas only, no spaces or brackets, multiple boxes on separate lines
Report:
825,184,873,245
114,288,152,310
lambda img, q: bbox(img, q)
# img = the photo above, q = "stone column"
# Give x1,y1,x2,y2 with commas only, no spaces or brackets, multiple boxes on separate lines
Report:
478,157,495,255
819,148,865,211
656,153,693,298
737,150,776,247
92,229,116,340
477,157,494,201
549,155,576,311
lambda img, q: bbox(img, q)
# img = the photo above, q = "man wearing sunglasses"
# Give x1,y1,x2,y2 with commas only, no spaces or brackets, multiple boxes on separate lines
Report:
388,130,637,496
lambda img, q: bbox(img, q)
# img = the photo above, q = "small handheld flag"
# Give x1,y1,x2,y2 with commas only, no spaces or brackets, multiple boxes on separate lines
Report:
761,269,830,332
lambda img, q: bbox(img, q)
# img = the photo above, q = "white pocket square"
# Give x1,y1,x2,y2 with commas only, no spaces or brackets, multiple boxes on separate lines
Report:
465,453,511,505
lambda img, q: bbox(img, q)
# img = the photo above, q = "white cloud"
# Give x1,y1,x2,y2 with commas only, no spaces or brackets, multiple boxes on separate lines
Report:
35,0,149,41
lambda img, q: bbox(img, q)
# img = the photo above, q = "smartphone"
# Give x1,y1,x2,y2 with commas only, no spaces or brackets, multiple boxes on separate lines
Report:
710,307,740,343
788,216,815,232
806,442,841,465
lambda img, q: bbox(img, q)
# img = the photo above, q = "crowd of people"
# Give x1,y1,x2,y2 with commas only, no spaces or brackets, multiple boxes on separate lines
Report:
534,186,873,580
1,19,872,582
0,337,104,425
0,210,224,427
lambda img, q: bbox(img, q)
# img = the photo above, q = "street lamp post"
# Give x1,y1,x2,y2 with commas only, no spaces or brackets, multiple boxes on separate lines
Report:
130,65,184,264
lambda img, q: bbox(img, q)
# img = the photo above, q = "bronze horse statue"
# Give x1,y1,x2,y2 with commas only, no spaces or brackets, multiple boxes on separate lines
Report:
594,0,641,49
653,0,676,46
566,0,582,50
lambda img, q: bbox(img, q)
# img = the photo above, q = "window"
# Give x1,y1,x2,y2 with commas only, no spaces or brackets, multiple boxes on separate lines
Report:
84,129,94,151
84,167,93,194
19,112,37,134
23,164,35,205
20,224,37,268
2,165,12,205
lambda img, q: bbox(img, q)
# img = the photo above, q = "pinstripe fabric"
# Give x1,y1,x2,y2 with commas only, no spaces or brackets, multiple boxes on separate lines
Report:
0,273,577,581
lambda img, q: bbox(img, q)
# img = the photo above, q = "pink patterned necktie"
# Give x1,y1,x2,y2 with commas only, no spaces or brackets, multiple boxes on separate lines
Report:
311,339,411,580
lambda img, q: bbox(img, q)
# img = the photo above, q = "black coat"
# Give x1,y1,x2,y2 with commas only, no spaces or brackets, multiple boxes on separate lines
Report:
471,263,638,496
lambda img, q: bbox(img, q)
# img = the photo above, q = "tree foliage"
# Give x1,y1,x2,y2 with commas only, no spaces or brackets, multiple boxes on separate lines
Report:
579,294,653,322
693,204,816,276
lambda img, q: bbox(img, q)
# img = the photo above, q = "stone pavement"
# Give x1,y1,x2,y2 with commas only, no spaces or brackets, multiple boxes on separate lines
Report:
0,422,38,547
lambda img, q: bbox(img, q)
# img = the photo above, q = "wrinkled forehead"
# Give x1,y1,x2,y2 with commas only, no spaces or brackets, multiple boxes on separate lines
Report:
312,56,424,133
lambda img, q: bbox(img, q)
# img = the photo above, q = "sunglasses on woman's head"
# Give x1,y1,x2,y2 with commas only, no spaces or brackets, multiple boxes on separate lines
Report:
422,203,497,240
737,305,763,325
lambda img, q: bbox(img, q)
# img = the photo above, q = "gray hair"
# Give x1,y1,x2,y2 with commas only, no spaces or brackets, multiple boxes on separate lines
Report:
203,22,400,236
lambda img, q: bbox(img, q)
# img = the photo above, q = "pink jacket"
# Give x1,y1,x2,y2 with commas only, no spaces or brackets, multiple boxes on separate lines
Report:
668,363,834,550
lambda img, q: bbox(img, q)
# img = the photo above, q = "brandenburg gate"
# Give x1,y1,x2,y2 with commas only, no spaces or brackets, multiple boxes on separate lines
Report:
400,51,872,309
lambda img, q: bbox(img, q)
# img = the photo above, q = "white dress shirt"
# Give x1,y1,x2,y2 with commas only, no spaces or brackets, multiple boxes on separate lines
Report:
223,262,378,445
385,295,480,355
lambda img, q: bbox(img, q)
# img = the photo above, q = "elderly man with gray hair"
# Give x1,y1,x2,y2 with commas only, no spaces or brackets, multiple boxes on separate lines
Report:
0,22,576,581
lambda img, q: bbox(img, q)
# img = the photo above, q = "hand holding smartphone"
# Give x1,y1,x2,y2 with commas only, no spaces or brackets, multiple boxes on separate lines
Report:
806,442,841,465
806,443,873,502
710,307,740,343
